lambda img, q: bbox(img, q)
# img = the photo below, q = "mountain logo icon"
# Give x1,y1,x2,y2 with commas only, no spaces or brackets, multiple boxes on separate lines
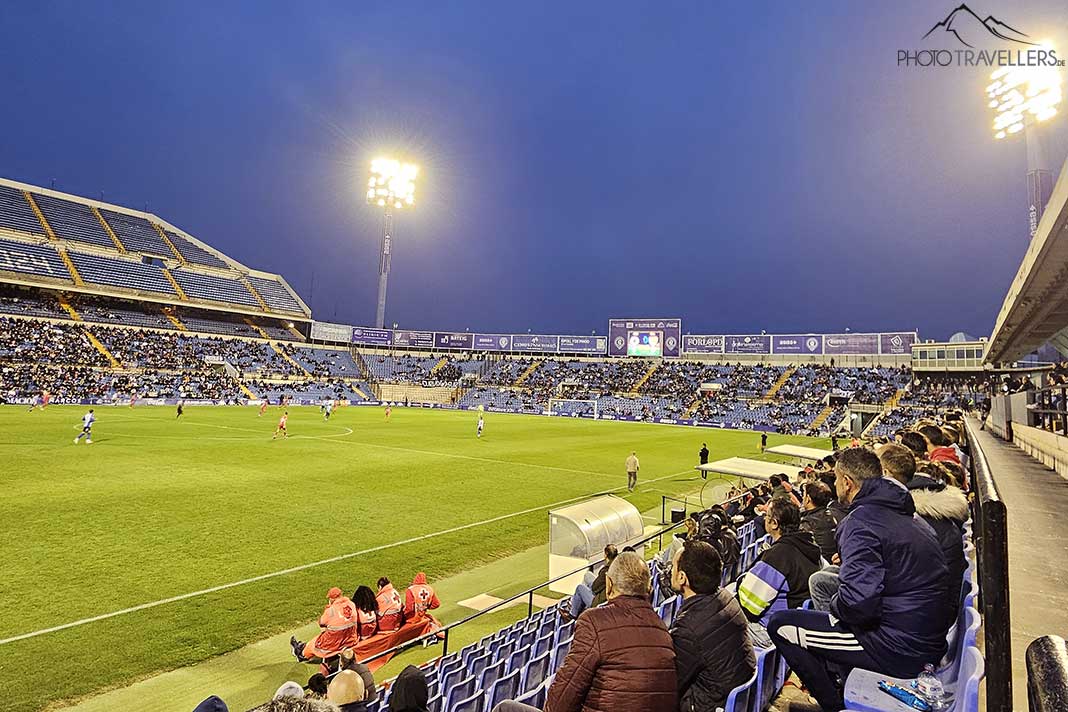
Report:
923,4,1037,48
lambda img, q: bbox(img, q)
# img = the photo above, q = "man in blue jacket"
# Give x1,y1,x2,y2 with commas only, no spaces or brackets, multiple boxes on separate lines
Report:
767,447,949,711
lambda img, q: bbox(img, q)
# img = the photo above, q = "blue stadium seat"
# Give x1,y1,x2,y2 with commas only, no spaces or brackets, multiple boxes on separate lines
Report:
443,675,475,712
427,693,442,712
521,651,551,694
171,268,260,308
552,636,572,670
0,237,70,281
33,193,114,248
448,689,483,712
722,669,757,712
754,647,779,712
486,668,521,710
167,230,230,268
247,274,303,313
68,250,176,295
507,644,532,674
478,658,505,693
98,209,170,254
0,186,46,235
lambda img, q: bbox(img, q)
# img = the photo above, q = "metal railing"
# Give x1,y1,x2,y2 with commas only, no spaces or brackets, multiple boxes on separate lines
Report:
356,516,689,668
964,417,1012,709
1027,635,1068,712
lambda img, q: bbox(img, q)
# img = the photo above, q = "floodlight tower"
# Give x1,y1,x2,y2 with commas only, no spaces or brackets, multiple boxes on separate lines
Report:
986,45,1063,239
366,158,418,328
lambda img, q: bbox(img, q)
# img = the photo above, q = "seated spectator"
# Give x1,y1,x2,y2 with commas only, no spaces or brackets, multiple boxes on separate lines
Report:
351,586,380,641
799,481,841,561
291,587,358,662
274,682,304,699
918,424,961,465
737,498,821,647
389,665,430,712
193,697,228,712
404,572,443,640
375,577,405,632
670,541,755,711
306,674,329,698
328,669,368,711
655,520,696,600
881,444,967,629
338,648,378,702
541,551,677,712
768,448,949,711
562,544,618,622
899,430,929,460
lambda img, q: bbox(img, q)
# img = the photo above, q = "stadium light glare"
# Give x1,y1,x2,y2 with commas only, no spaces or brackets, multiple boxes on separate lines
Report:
986,42,1062,140
365,156,420,328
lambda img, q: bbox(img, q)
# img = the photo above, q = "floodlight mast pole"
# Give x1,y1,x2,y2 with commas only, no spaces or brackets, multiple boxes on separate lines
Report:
375,205,393,329
1025,123,1054,239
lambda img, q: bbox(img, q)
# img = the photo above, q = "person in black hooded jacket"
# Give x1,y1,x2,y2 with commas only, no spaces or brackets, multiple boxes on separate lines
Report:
670,540,755,712
389,665,429,712
736,498,822,646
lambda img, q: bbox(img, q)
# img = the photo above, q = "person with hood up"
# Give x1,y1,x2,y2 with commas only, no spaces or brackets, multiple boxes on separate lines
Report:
389,665,430,712
404,572,444,643
767,447,949,711
375,577,405,632
736,498,822,648
290,587,359,663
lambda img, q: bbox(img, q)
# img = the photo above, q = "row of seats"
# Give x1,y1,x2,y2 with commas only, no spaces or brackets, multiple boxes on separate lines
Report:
247,275,303,313
171,269,261,308
69,250,176,295
33,193,115,249
0,185,45,235
98,208,171,255
166,230,230,268
0,236,71,281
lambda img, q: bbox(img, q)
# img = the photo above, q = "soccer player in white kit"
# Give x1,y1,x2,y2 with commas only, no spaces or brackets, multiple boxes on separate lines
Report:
74,409,96,444
477,413,484,438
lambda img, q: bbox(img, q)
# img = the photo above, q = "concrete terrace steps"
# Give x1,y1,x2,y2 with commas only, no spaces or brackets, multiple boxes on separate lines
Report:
513,360,542,386
758,365,797,403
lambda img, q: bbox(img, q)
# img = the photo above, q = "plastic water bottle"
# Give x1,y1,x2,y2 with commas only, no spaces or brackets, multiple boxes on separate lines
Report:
914,664,948,711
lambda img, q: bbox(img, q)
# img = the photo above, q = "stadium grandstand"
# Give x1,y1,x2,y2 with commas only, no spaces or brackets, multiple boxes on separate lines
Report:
10,5,1068,712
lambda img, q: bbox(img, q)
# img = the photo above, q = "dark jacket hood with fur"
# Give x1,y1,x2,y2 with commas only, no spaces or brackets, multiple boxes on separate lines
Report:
907,475,968,523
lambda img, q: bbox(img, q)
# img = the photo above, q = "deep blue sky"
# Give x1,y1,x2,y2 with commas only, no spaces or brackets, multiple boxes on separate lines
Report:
1,1,1066,339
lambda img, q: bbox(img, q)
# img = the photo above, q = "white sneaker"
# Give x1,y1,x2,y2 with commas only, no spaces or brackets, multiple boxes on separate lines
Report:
73,438,79,444
86,440,93,444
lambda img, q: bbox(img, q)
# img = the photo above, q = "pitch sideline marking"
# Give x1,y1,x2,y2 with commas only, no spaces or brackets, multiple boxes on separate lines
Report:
0,469,692,646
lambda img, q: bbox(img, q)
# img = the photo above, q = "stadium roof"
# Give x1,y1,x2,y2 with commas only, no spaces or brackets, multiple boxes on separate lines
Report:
0,177,310,320
985,155,1068,365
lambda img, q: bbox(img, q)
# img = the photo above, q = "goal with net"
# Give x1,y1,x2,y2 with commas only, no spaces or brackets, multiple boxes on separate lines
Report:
547,398,599,418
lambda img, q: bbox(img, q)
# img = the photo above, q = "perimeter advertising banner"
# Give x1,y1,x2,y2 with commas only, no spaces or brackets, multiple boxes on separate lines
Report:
608,318,682,358
473,333,512,351
772,334,823,354
559,335,607,354
392,330,434,348
824,333,880,355
434,332,474,349
311,320,354,343
510,334,559,352
682,335,724,354
351,326,393,346
724,335,771,354
880,332,917,355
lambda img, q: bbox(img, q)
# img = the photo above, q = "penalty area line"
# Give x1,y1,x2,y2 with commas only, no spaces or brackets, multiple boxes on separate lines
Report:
0,469,690,646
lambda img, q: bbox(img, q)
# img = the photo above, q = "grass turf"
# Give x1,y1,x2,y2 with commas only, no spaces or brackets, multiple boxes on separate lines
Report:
0,404,827,711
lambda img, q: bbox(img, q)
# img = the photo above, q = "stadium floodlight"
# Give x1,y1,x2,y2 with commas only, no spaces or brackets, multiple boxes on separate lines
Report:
985,43,1063,239
365,157,419,328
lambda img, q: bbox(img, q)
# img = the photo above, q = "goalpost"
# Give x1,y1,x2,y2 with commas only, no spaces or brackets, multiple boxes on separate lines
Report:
547,398,598,418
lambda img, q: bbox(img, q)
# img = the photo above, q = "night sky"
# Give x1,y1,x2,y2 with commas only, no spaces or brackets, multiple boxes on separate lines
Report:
1,1,1066,340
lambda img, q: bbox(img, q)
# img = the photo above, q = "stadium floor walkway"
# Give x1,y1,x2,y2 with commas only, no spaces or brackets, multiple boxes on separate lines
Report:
970,421,1068,710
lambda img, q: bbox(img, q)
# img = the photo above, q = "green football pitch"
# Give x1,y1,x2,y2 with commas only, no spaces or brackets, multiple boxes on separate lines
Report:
0,404,828,711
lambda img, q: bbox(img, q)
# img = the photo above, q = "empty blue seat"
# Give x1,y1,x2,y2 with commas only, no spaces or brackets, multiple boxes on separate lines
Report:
508,644,532,673
479,658,506,693
443,675,475,712
522,651,551,694
755,647,779,712
0,186,46,235
533,632,554,659
448,689,483,712
486,668,522,710
0,237,70,281
552,636,572,669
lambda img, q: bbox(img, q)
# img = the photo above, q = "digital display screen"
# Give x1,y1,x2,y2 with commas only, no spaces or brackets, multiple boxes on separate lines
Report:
627,330,663,357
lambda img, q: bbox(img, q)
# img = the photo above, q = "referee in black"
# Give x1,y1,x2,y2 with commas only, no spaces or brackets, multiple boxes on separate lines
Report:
698,442,709,479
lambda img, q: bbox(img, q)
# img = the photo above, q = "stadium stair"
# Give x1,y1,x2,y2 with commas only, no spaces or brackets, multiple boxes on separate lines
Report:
430,356,450,375
269,342,311,376
808,404,835,430
57,247,85,286
152,223,187,264
684,396,702,419
83,328,121,368
513,360,542,386
91,206,127,253
55,293,81,321
22,190,58,241
630,362,660,394
759,365,797,403
160,267,188,300
244,318,271,340
161,307,187,331
240,276,271,312
885,387,907,409
237,381,257,400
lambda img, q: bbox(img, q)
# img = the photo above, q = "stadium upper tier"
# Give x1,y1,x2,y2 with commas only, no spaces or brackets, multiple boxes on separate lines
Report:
0,178,309,320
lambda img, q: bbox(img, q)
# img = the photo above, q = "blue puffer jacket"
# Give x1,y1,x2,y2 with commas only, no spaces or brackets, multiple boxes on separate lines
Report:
830,477,949,676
